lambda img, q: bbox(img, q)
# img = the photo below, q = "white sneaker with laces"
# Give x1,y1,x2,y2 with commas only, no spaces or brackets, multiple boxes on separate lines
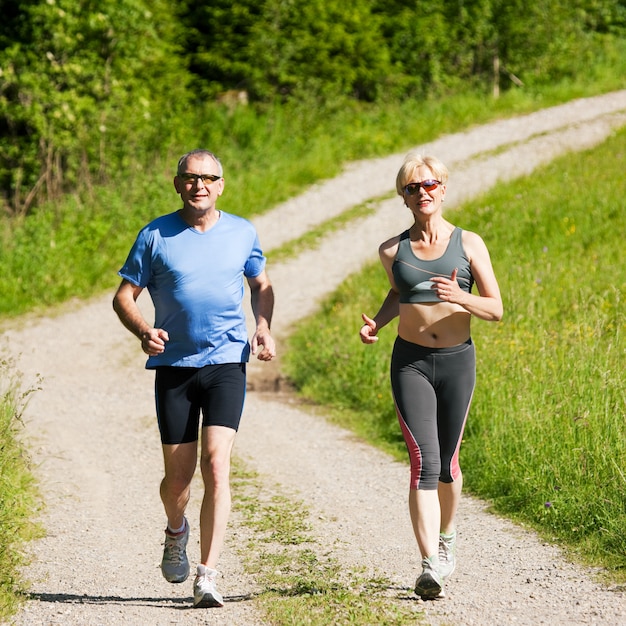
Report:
438,531,457,580
193,564,224,608
414,557,443,599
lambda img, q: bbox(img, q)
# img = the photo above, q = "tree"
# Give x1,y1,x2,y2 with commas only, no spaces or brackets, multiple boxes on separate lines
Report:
177,0,266,98
373,0,626,97
179,0,391,102
0,0,188,215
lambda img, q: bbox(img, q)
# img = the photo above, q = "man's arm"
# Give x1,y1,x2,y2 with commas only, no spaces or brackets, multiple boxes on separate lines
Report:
247,270,276,361
112,279,169,355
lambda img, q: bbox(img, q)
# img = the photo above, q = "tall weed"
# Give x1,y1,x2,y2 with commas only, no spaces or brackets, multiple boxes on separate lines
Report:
0,361,42,619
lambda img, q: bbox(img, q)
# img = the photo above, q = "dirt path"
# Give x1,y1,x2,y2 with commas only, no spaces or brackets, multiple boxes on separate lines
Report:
6,91,626,625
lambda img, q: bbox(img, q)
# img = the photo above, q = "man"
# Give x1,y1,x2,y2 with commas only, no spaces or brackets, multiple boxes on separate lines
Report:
113,149,275,608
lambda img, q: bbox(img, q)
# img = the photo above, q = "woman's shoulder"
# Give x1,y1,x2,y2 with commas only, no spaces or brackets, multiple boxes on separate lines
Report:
459,228,490,259
378,231,406,260
459,228,486,243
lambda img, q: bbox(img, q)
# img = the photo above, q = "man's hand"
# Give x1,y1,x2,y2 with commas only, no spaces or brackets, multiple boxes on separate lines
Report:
141,328,169,356
251,328,276,361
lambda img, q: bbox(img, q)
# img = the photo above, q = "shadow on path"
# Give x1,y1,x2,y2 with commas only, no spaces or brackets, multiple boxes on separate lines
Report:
25,591,255,609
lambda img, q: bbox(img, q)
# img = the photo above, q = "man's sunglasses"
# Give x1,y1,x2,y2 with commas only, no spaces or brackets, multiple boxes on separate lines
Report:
403,180,441,195
179,173,222,185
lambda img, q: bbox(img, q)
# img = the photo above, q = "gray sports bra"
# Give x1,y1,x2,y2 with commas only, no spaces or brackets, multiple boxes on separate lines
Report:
392,228,474,304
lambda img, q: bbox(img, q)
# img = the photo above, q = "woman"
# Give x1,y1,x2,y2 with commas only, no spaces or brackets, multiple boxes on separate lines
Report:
360,153,502,599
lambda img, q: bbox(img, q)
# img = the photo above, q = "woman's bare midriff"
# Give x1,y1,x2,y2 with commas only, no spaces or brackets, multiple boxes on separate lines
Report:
397,302,471,348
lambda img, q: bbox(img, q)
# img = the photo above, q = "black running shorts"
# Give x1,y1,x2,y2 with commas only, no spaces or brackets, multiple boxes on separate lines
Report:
154,363,246,445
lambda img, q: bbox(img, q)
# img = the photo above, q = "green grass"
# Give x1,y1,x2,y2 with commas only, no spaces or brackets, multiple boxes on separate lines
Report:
0,362,42,620
283,126,626,580
231,460,424,625
1,37,625,319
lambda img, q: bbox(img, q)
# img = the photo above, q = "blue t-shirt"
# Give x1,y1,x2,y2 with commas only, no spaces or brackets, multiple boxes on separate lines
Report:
118,210,266,368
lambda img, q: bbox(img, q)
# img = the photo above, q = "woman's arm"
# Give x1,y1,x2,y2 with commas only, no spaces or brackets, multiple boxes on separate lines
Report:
431,231,503,321
360,236,402,343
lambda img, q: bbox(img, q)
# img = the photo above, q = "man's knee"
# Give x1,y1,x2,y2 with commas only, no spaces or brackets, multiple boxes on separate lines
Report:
200,449,231,485
161,472,193,499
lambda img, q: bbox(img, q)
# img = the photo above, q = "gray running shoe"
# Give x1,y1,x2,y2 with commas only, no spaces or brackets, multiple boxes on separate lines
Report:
438,531,457,580
414,557,443,599
161,518,190,583
193,565,224,608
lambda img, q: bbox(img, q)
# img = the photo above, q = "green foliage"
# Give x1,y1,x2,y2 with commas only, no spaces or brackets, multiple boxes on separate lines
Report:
248,0,391,102
1,0,625,214
0,362,42,619
2,57,626,321
177,0,264,98
181,0,391,102
372,0,626,97
0,0,189,214
283,126,626,576
189,0,626,102
373,0,490,96
0,177,176,316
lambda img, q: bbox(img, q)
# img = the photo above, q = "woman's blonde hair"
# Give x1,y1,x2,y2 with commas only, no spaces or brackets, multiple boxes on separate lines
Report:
395,152,449,195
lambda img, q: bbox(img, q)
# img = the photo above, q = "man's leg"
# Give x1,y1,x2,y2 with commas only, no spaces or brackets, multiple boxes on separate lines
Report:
160,441,198,530
198,425,237,568
160,441,197,583
192,364,244,608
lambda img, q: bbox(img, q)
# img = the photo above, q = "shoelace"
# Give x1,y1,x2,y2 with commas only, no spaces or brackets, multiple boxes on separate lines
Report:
438,536,454,563
163,535,186,565
196,572,217,587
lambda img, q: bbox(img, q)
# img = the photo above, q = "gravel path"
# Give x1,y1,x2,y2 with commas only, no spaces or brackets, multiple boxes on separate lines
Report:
5,90,626,625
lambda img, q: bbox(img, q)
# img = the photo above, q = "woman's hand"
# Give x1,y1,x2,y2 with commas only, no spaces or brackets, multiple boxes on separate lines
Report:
359,313,379,344
431,269,465,304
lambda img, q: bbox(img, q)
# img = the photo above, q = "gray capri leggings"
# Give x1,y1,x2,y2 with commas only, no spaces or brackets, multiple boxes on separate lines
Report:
391,336,476,490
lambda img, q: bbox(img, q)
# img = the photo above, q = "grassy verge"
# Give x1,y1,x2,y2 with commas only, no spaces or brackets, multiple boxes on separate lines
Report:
231,460,424,625
267,195,389,264
1,41,625,320
282,126,626,581
0,362,42,620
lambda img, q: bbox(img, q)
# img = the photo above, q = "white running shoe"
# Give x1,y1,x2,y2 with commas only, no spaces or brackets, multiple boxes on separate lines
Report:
193,565,224,608
438,531,457,580
161,518,190,583
414,557,443,599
